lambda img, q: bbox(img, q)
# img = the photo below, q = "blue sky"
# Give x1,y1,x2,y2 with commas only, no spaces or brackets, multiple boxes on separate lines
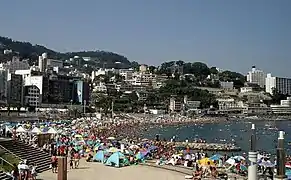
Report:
1,0,291,76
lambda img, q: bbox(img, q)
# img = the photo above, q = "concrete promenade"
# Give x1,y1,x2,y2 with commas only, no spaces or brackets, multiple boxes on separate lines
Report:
38,160,185,180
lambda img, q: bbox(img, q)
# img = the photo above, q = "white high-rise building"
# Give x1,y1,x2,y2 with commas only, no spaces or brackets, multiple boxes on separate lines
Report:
246,66,266,88
265,73,291,95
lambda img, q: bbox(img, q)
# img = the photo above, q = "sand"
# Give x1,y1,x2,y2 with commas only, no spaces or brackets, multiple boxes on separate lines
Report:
38,160,185,180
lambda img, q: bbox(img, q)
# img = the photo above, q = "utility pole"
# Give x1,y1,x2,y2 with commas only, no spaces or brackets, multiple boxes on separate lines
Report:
70,100,73,117
83,100,86,116
248,124,257,180
274,131,287,180
111,100,114,118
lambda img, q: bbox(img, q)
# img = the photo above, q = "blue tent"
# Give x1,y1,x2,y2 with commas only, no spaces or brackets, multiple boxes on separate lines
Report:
94,150,106,163
105,152,127,167
135,152,144,160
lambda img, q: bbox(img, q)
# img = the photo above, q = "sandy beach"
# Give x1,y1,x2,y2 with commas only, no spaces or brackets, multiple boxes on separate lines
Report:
38,159,185,180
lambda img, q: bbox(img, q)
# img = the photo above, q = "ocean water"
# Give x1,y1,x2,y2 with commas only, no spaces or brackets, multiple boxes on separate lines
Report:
142,119,291,154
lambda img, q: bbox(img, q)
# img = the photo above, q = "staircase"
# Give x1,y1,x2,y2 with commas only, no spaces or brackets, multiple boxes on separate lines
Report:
0,140,51,172
0,171,12,180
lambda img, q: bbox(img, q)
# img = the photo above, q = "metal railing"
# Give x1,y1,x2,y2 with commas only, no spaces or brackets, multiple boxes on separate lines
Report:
0,157,14,167
0,144,23,161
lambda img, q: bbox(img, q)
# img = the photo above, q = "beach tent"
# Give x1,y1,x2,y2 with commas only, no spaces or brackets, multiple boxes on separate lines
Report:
31,127,42,134
16,126,26,133
93,150,106,163
105,152,128,167
135,152,144,160
47,127,58,134
5,126,12,133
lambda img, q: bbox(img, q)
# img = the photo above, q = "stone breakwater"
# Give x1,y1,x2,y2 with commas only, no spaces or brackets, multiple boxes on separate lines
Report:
172,142,241,152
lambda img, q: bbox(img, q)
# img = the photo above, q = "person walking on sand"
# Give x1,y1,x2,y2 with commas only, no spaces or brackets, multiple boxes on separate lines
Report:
51,154,57,173
74,152,80,168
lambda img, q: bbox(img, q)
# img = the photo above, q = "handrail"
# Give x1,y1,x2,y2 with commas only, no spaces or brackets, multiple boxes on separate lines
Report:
0,157,14,167
0,144,23,161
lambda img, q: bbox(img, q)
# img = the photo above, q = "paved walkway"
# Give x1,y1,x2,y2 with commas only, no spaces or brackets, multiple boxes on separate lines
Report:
38,160,185,180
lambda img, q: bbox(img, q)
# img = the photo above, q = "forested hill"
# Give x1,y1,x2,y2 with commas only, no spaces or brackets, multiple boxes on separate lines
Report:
0,36,131,68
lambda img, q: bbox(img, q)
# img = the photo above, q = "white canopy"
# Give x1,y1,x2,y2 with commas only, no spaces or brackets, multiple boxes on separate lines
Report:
16,126,27,133
47,127,58,134
31,127,42,134
5,126,12,133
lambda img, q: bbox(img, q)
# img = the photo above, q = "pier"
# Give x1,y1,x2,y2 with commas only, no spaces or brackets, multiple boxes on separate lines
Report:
172,142,241,152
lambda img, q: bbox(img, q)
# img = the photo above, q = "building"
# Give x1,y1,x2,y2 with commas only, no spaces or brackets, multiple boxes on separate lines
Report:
3,56,30,73
246,66,266,88
270,97,291,115
73,80,90,104
46,59,63,69
169,97,182,112
92,82,107,92
23,85,41,107
23,75,43,106
136,91,148,101
0,70,7,104
220,81,234,90
38,53,63,72
139,64,148,73
131,72,156,86
183,96,200,110
246,103,271,115
240,87,253,93
7,73,22,105
119,69,134,81
3,49,12,54
265,73,291,95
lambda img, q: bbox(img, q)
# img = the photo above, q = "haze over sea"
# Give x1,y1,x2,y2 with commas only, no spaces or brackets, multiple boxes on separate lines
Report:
143,119,291,154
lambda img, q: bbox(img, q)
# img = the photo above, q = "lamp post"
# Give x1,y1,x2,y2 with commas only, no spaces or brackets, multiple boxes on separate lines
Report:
274,131,287,180
248,124,257,180
83,100,86,116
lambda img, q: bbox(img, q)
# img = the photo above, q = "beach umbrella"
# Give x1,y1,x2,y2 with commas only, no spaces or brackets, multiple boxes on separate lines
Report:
198,158,215,166
75,134,83,138
209,154,222,161
226,158,236,165
129,145,139,149
148,146,157,151
232,156,245,161
107,147,118,153
240,165,247,171
259,161,275,167
124,149,134,155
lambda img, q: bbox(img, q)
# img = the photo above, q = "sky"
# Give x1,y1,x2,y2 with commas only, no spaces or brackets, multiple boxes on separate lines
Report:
1,0,291,76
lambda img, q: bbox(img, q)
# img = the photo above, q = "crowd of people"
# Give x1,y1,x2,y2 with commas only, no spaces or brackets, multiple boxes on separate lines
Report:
0,115,285,180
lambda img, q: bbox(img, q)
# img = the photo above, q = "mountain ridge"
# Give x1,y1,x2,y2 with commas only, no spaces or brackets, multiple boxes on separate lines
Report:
0,36,132,69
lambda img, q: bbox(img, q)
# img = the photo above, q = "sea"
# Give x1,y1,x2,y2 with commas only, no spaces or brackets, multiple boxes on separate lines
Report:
142,119,291,155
